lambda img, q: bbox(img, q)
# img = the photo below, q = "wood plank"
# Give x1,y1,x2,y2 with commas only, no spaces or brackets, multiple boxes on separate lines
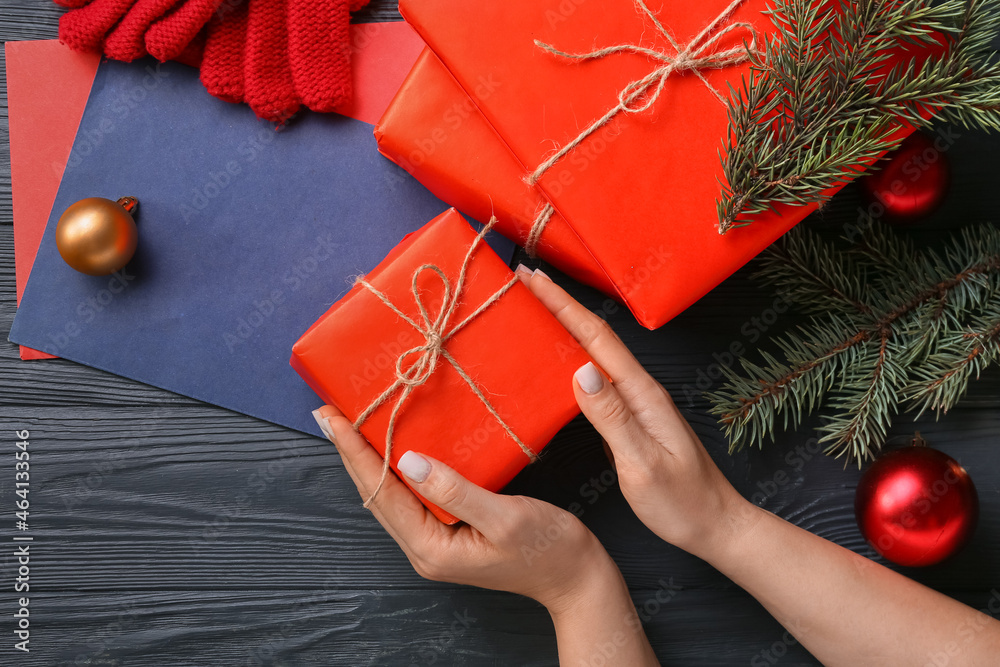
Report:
11,589,834,666
1,4,999,666
1,405,996,596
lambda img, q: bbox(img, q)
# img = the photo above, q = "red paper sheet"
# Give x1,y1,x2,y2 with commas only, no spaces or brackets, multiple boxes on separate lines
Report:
7,41,99,360
6,23,425,360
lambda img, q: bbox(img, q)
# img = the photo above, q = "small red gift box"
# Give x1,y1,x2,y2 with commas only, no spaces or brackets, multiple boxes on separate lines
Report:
391,0,925,329
290,208,592,524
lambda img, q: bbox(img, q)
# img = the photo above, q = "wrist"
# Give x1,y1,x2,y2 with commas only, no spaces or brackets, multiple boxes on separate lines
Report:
689,493,766,567
542,547,625,620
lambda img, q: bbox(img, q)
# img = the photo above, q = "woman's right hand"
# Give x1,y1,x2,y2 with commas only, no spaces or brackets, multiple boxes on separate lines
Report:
520,267,759,562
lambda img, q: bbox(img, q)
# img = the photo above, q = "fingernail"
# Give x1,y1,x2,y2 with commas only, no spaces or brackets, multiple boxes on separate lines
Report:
533,268,551,280
398,451,431,483
575,362,604,395
312,409,337,443
515,263,533,276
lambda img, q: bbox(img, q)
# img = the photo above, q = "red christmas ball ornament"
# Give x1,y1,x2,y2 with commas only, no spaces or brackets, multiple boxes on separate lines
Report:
855,435,978,567
859,130,950,223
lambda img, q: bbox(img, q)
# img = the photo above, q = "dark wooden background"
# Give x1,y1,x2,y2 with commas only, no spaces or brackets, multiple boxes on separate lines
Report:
1,2,998,665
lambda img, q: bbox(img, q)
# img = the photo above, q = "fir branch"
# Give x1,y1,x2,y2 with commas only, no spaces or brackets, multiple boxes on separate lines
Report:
708,314,869,451
718,0,1000,233
905,299,1000,416
816,331,906,463
707,224,1000,463
754,210,874,317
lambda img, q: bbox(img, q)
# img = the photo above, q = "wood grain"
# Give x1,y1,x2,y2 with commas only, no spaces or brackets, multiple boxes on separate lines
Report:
1,2,999,665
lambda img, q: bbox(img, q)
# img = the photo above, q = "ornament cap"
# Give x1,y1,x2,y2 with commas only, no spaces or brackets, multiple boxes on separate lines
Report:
116,196,139,215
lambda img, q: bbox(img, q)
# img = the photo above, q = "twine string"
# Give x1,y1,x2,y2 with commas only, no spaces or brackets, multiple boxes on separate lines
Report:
525,204,555,258
352,218,536,507
526,0,758,190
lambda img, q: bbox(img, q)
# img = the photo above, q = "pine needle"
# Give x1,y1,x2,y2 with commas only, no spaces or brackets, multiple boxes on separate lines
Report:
707,223,1000,464
718,0,1000,233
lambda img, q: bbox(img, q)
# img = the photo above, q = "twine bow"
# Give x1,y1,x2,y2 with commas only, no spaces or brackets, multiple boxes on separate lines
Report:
352,217,537,507
522,0,758,256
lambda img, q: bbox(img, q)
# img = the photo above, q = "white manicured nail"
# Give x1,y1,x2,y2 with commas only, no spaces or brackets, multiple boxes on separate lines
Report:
398,451,431,483
312,410,337,443
515,263,533,276
533,268,551,280
575,362,604,395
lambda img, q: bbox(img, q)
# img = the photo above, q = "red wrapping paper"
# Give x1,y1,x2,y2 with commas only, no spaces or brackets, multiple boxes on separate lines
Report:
396,0,923,329
375,48,618,298
290,208,592,523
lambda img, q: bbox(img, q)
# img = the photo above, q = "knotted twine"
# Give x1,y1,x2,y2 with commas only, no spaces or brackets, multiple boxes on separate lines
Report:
522,0,758,257
352,217,537,507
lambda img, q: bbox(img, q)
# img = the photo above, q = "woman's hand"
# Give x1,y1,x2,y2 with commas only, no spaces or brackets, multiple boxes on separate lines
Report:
314,402,660,665
521,267,1000,667
519,267,758,562
313,403,613,613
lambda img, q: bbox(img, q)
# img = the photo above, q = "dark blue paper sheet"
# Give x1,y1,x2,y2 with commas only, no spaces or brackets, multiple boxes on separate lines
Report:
9,59,514,437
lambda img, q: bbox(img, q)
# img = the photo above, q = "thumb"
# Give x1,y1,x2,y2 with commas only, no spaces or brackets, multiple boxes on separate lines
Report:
573,362,651,465
397,451,503,530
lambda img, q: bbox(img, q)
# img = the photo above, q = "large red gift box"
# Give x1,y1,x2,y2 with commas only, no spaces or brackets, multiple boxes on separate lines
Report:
290,208,592,523
375,48,618,298
391,0,921,329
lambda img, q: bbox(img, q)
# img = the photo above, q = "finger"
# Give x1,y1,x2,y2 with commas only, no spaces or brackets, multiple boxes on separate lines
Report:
59,0,138,53
243,0,301,122
286,0,352,112
572,361,655,467
312,405,439,552
526,271,665,408
200,0,248,103
601,439,617,474
396,452,511,540
145,0,223,61
104,0,181,61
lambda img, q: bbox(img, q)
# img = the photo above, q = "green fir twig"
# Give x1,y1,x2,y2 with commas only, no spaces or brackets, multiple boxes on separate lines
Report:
707,223,1000,464
718,0,1000,233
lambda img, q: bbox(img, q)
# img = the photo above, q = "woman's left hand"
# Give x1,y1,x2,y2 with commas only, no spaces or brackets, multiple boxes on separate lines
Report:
312,404,616,614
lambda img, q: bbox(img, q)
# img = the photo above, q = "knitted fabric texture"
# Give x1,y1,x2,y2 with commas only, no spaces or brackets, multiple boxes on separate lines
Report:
59,0,138,52
243,0,301,121
200,0,249,103
145,0,226,62
103,0,182,61
57,0,369,123
287,0,352,112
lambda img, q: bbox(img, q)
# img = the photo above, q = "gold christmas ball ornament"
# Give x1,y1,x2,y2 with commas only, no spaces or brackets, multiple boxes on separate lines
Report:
56,196,139,276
